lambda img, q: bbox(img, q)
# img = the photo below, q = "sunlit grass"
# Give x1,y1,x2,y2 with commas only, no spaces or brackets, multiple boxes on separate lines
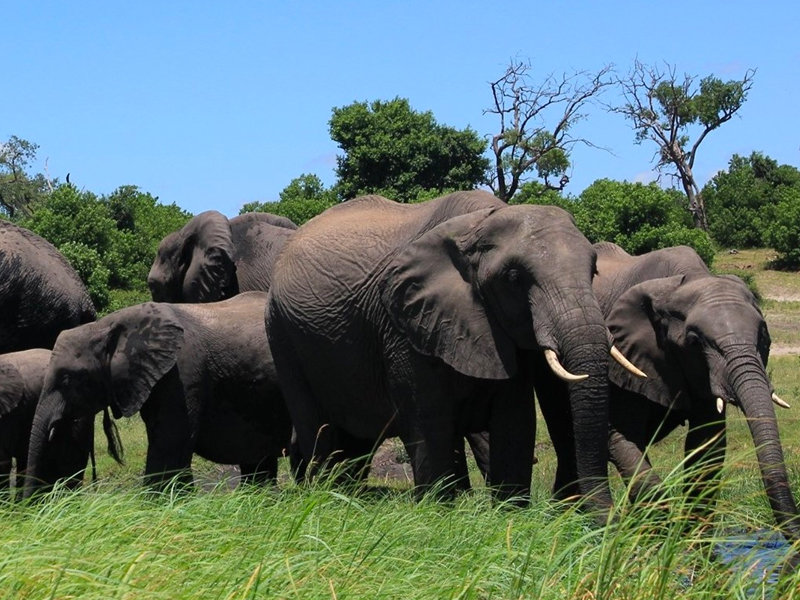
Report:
3,460,799,599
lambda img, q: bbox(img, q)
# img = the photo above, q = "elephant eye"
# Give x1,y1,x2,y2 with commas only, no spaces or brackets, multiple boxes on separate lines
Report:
506,268,520,284
685,330,702,346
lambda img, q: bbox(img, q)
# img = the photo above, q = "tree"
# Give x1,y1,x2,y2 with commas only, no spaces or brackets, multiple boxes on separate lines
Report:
21,183,192,312
766,185,800,270
704,152,800,248
242,174,337,224
572,179,715,266
103,185,192,290
329,97,488,202
0,135,53,219
611,60,755,230
485,59,613,202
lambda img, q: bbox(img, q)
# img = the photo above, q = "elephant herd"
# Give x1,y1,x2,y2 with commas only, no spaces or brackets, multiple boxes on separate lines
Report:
1,190,798,545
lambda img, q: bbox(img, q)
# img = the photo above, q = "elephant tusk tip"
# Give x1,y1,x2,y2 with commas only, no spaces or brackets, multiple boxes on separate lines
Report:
773,392,791,409
716,397,725,414
609,345,647,378
544,349,589,382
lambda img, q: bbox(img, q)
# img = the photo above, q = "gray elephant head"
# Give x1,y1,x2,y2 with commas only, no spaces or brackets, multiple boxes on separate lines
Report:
24,306,184,497
147,210,239,303
147,211,297,303
607,273,800,539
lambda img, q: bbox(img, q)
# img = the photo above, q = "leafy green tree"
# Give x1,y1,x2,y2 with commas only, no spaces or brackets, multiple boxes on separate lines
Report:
704,152,800,248
329,98,488,202
486,59,613,202
766,185,800,269
58,241,111,310
612,61,755,229
21,183,192,311
0,135,53,219
241,174,337,224
103,185,191,289
509,180,576,212
572,179,715,265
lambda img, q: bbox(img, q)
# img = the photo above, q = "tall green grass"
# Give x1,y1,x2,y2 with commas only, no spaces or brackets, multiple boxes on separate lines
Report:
2,464,798,599
2,356,798,598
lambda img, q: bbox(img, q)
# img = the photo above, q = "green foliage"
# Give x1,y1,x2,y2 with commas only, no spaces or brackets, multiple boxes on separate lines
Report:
704,152,800,250
21,183,192,311
103,185,192,289
241,174,337,224
766,185,800,270
329,97,488,202
58,241,111,310
0,135,51,219
572,179,716,266
510,180,576,211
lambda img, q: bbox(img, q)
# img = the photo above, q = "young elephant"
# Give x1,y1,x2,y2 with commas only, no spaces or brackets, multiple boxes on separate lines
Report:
0,349,93,494
24,292,293,497
594,242,800,542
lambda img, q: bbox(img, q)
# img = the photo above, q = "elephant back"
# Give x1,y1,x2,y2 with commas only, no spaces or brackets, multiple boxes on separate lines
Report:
228,216,297,293
0,221,95,352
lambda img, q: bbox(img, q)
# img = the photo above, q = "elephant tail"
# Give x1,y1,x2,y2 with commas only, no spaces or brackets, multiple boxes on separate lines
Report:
103,407,125,465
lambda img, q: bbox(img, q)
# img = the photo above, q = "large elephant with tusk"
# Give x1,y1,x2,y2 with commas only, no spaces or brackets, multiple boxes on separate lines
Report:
267,191,641,515
587,242,800,541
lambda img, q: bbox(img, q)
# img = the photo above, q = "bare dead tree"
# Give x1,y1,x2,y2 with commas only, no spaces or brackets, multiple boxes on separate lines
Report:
485,59,614,202
611,60,755,230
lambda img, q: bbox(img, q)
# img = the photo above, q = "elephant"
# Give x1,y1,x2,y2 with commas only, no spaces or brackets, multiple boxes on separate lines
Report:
267,191,641,513
589,242,800,541
23,292,293,497
0,220,96,353
0,349,94,495
147,210,297,303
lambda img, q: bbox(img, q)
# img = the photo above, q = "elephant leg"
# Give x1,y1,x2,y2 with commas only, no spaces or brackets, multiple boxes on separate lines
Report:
13,454,27,498
534,373,580,501
608,428,663,502
289,431,307,483
0,457,11,495
401,415,457,499
684,409,726,512
465,431,491,486
328,429,376,486
240,456,278,486
269,320,335,480
489,376,536,504
453,438,471,493
140,400,195,492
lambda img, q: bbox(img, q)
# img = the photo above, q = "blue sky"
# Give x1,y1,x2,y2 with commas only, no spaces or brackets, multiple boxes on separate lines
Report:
4,2,798,217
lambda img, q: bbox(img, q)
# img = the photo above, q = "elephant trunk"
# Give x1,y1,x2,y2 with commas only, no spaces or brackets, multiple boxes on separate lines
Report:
729,349,800,541
23,389,65,499
539,292,612,515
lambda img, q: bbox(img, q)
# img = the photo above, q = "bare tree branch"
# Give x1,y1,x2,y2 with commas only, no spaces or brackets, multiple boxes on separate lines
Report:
609,60,755,230
485,58,614,202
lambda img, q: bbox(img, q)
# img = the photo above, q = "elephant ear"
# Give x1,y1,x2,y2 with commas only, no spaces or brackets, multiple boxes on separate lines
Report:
182,211,238,302
101,305,185,418
381,209,517,380
0,362,24,417
607,275,691,410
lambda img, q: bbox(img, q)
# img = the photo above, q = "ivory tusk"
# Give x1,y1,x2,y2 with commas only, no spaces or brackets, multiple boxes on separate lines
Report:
773,392,791,409
610,346,647,378
716,397,725,414
544,349,588,382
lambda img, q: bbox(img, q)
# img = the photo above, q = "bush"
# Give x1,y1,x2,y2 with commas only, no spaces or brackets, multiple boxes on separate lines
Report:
571,179,715,266
766,186,800,270
704,152,800,249
241,174,337,224
58,241,111,311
